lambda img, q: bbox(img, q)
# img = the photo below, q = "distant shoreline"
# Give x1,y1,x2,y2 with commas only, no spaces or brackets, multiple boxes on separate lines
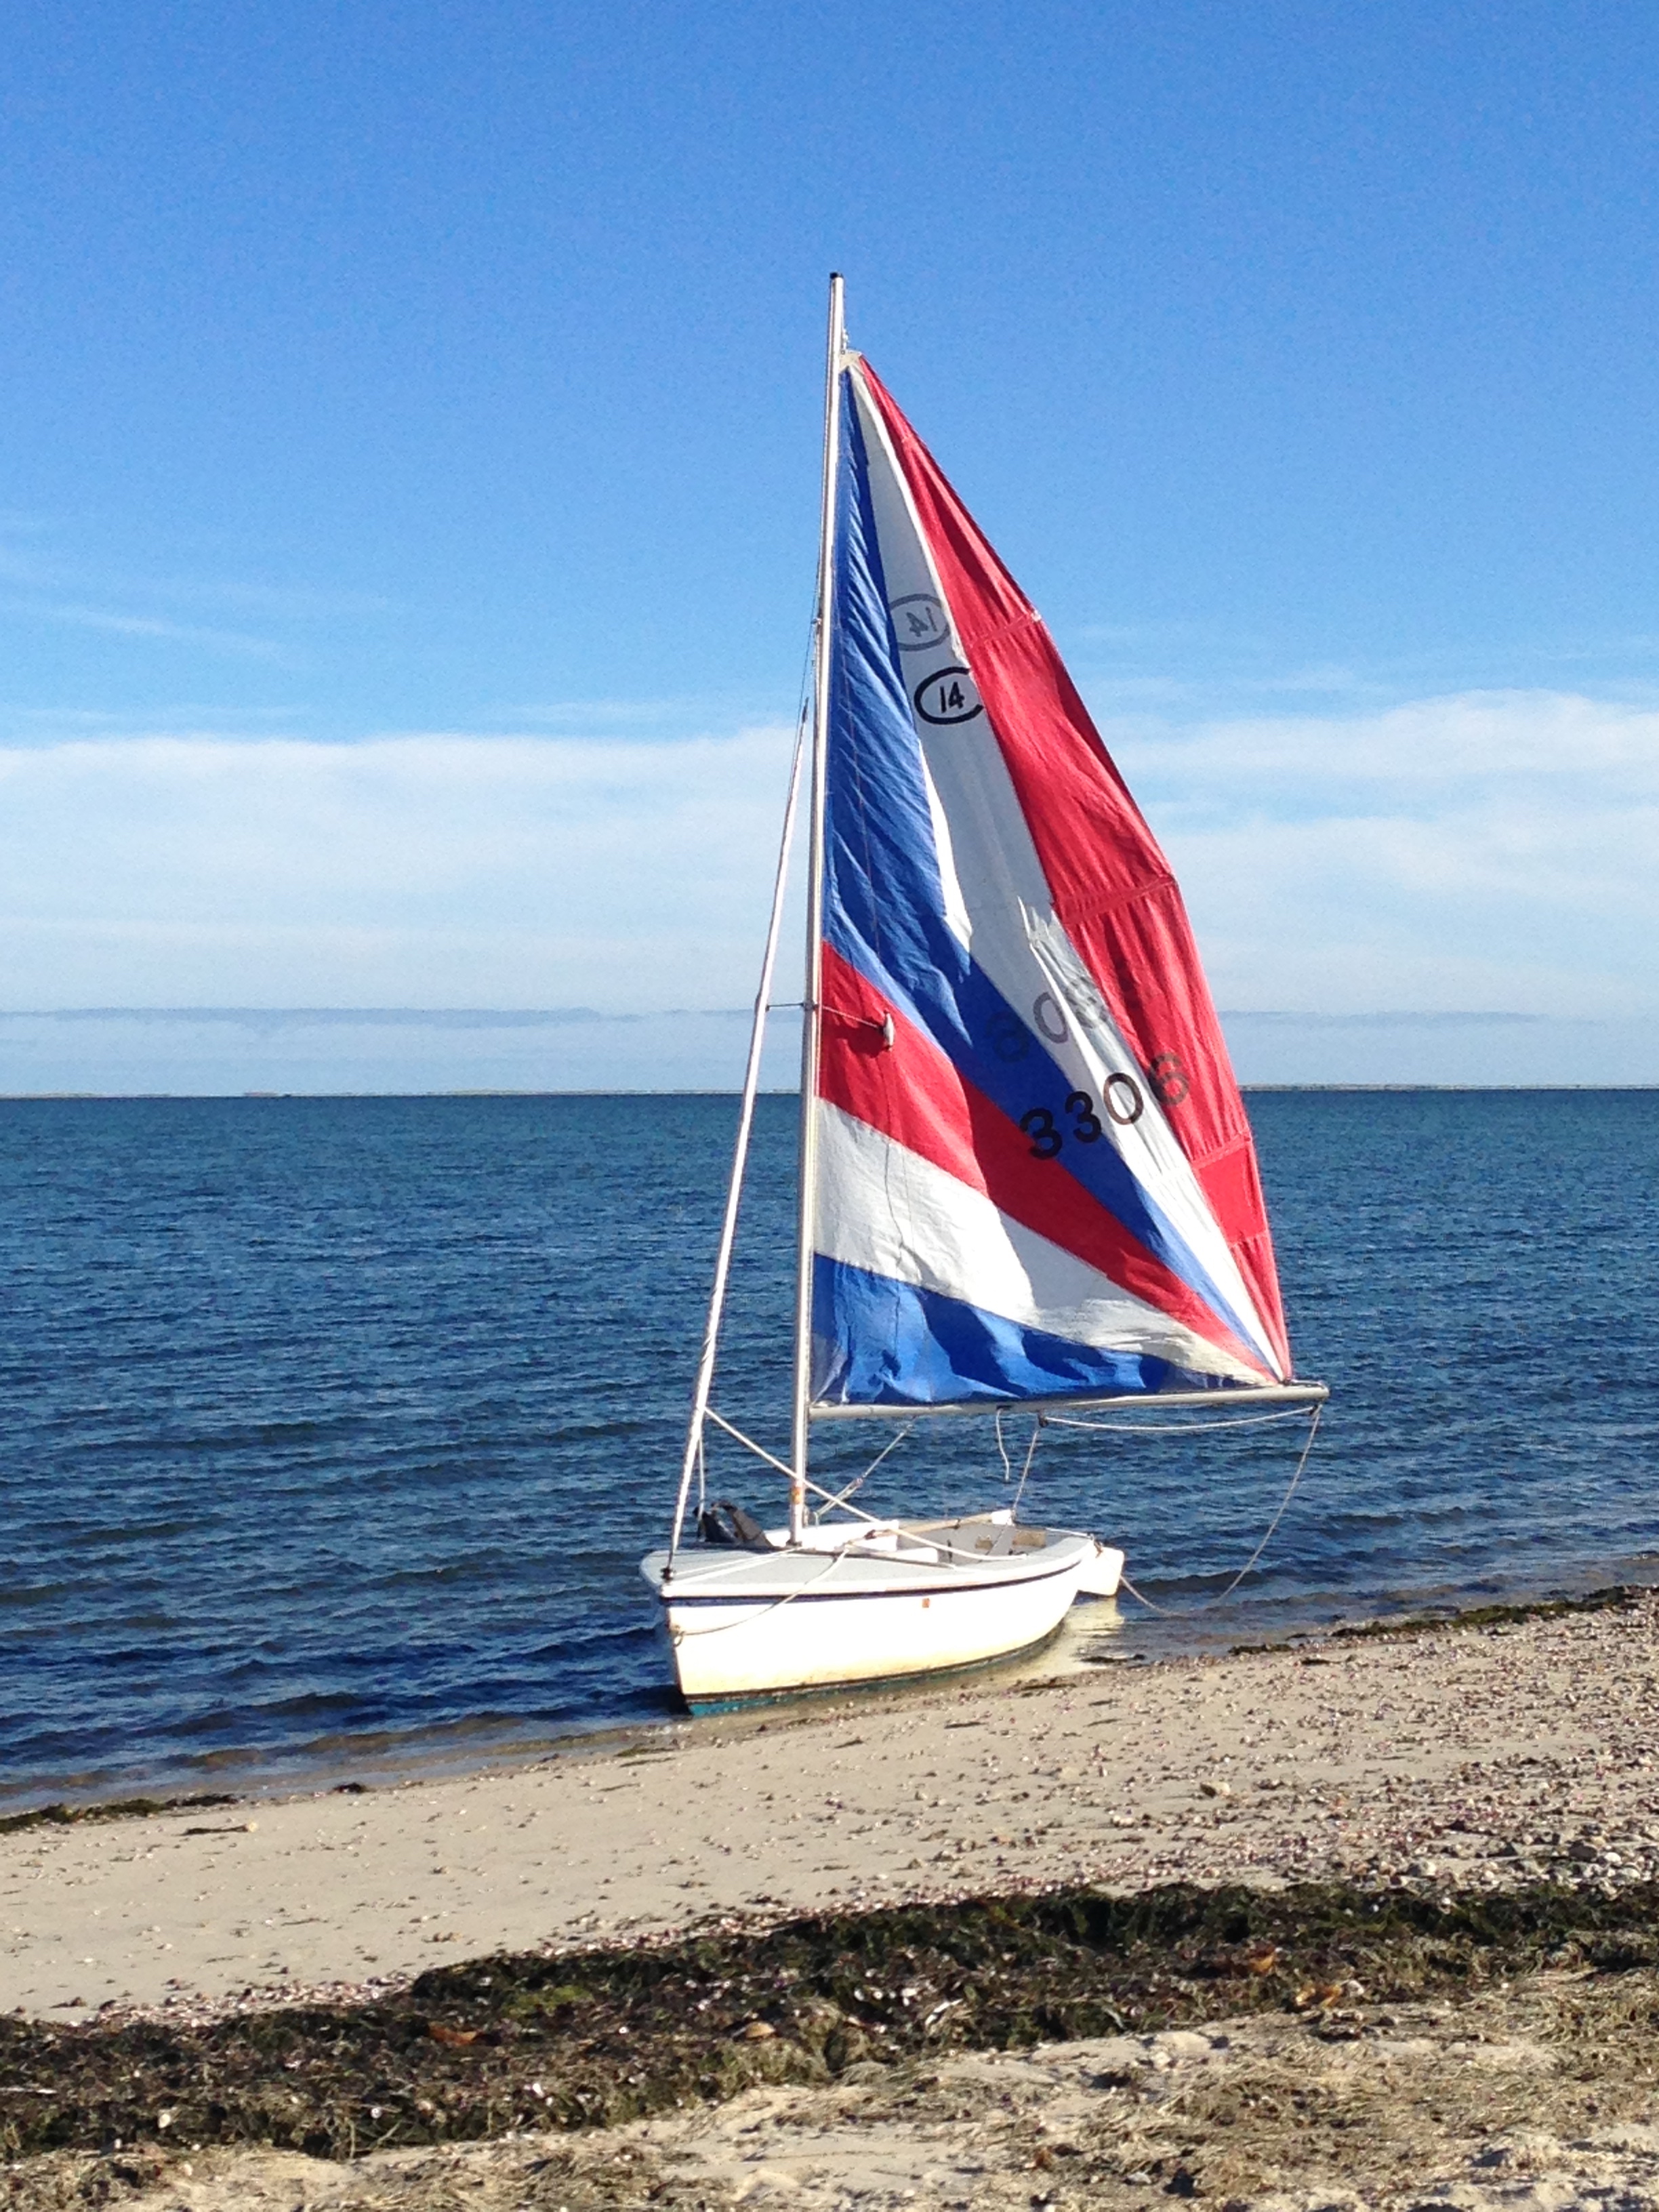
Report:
3,1083,1658,1099
5,1008,1656,1089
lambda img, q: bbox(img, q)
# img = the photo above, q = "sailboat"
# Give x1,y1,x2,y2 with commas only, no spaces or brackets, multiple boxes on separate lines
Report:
640,277,1326,1708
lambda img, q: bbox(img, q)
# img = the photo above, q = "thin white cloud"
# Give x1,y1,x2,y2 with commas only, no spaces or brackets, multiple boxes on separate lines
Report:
1114,688,1659,797
0,525,388,653
0,724,800,1008
1111,691,1659,1019
1,705,307,734
0,596,280,656
0,691,1652,1025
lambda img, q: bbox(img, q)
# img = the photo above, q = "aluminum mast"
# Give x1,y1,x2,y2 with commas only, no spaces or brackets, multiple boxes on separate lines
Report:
787,272,846,1547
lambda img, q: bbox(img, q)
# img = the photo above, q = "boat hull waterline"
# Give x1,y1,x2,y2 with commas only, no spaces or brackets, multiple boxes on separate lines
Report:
640,1517,1124,1706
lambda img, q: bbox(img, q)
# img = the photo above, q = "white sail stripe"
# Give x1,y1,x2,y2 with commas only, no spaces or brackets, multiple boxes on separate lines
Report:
846,368,1282,1376
917,746,974,952
816,1105,1266,1385
1018,913,1282,1377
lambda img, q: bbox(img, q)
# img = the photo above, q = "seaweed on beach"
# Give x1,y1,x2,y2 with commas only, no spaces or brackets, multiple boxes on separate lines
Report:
0,1796,238,1839
1330,1582,1650,1642
1230,1581,1652,1655
7,1877,1659,2167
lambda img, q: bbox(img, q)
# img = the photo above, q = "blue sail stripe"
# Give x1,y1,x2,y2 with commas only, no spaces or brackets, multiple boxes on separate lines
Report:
810,1254,1243,1409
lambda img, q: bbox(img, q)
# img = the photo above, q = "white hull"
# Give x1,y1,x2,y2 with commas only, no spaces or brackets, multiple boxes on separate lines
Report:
639,1515,1124,1708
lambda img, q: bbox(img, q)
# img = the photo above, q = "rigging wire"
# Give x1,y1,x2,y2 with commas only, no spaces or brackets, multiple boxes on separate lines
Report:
1117,1402,1324,1617
816,1418,918,1516
1009,1417,1042,1517
668,1548,847,1637
668,613,820,1563
1046,1406,1313,1437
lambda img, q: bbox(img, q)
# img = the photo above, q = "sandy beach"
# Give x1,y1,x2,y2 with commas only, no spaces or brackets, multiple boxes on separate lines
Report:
7,1589,1659,2209
5,1589,1658,2020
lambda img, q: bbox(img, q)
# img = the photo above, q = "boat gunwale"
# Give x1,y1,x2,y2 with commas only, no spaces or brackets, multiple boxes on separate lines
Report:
641,1530,1101,1607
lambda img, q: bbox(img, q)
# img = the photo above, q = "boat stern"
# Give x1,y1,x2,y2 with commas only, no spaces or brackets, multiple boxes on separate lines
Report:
1075,1539,1126,1599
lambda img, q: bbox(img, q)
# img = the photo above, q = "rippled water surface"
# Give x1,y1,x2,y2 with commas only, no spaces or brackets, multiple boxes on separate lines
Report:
3,1091,1656,1807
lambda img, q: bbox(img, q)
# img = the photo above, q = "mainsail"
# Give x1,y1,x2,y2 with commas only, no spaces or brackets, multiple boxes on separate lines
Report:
809,356,1292,1414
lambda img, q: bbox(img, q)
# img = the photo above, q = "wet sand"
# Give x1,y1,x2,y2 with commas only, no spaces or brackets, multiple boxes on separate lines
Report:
5,1587,1658,2022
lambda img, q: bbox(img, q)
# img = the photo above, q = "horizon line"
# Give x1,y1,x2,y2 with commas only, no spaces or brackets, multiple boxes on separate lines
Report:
3,1084,1658,1101
0,1006,1631,1029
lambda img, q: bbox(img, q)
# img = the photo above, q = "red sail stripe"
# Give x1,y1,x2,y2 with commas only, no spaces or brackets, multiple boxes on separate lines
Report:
817,943,1273,1378
854,361,1292,1376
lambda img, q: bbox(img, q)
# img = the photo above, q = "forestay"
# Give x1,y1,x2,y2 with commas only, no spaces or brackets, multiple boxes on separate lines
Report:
811,356,1294,1415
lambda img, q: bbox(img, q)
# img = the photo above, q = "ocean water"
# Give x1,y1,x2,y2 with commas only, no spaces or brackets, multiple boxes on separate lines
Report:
3,1090,1657,1810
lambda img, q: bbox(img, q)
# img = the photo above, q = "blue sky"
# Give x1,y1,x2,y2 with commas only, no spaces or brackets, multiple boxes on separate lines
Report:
4,1,1658,1079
